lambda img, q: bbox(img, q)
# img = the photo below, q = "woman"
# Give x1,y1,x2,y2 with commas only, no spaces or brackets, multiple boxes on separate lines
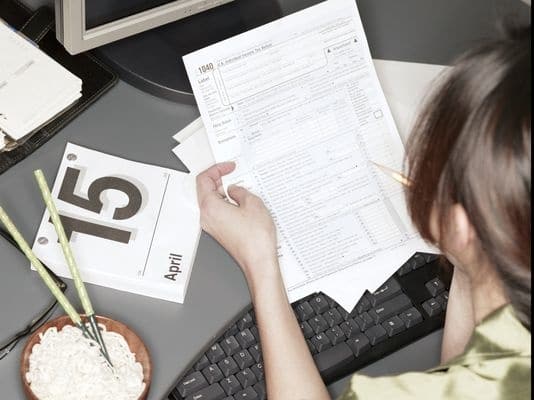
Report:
195,25,531,399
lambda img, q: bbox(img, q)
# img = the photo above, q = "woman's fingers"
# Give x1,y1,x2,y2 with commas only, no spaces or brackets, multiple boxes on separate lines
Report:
227,184,251,205
197,162,236,196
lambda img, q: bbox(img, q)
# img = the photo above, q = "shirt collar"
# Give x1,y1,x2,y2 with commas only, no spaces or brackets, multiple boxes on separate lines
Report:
438,305,531,370
466,305,531,356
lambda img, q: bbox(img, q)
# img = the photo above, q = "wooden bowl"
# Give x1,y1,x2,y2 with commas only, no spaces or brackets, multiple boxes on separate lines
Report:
20,315,151,400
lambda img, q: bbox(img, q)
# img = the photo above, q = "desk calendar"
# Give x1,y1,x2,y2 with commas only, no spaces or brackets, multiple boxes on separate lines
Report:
32,143,200,303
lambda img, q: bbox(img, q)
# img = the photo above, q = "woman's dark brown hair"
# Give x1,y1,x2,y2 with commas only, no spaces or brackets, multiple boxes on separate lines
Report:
405,24,531,329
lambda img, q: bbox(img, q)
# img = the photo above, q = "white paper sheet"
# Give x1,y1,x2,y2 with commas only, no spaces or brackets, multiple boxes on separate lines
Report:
33,143,201,303
172,124,215,175
373,59,447,143
173,117,204,143
184,0,435,310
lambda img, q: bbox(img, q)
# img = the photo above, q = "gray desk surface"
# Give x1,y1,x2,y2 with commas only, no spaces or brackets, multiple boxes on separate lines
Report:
0,1,529,399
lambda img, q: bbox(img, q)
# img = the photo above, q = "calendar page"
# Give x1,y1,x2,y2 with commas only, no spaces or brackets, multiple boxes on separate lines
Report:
32,143,200,303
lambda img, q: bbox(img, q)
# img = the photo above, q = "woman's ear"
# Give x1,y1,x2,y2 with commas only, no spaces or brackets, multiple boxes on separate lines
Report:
445,204,477,256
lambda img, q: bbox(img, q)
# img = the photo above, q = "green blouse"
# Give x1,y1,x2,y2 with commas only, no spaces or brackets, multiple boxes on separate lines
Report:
339,305,531,400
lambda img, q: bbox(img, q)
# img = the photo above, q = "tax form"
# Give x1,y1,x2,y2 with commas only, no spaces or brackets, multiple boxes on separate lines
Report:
184,0,433,310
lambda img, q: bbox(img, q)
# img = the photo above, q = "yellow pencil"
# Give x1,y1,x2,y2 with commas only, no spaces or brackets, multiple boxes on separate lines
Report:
370,161,412,187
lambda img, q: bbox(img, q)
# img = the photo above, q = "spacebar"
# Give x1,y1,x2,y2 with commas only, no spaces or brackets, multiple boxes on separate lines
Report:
313,343,354,375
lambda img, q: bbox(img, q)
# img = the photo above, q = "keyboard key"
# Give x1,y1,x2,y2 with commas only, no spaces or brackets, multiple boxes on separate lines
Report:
310,294,329,314
313,342,354,375
184,383,226,400
323,309,343,327
412,253,427,269
311,333,331,352
382,316,406,336
202,364,224,384
237,313,254,331
424,253,440,263
399,307,423,328
221,336,241,356
221,375,241,396
299,321,314,338
403,257,418,271
183,368,196,379
309,315,329,334
336,306,350,320
351,297,371,316
234,349,254,369
346,333,371,356
251,362,264,380
235,387,258,400
364,325,388,345
306,339,317,354
207,344,226,364
250,326,260,342
325,326,346,345
253,382,266,400
236,368,257,388
340,319,360,338
367,278,402,306
436,291,449,310
195,354,210,371
354,312,373,330
169,389,181,400
295,301,315,321
218,357,239,377
397,262,413,276
224,324,239,338
368,294,412,324
327,295,338,308
236,329,256,349
178,371,209,397
425,277,445,297
422,298,442,317
249,344,262,362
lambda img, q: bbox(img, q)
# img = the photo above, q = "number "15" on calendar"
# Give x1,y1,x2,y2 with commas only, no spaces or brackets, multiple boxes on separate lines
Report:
52,167,143,244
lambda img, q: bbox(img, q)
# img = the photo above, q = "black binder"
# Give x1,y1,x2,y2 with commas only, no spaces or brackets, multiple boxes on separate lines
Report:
0,0,118,174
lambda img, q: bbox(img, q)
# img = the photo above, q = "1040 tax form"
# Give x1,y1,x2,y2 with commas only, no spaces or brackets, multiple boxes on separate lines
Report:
184,0,434,310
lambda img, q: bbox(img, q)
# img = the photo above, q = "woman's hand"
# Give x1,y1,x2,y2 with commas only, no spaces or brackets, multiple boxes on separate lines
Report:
198,163,330,400
196,162,279,282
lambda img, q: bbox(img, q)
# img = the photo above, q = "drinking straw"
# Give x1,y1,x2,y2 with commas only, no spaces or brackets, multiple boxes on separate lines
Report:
34,170,111,364
0,206,94,342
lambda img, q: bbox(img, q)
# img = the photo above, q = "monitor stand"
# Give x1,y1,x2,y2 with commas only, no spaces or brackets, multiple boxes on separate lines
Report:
94,0,295,104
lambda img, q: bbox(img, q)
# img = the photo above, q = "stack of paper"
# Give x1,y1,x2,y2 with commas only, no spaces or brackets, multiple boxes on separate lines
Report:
178,0,445,311
172,117,215,175
171,58,444,309
0,21,82,151
33,143,201,303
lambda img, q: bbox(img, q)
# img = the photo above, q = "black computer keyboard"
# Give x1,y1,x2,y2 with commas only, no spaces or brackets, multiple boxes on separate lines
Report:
167,253,451,400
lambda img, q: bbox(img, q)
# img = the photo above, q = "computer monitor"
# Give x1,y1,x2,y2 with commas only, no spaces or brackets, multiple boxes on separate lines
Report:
55,0,235,54
53,0,285,103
